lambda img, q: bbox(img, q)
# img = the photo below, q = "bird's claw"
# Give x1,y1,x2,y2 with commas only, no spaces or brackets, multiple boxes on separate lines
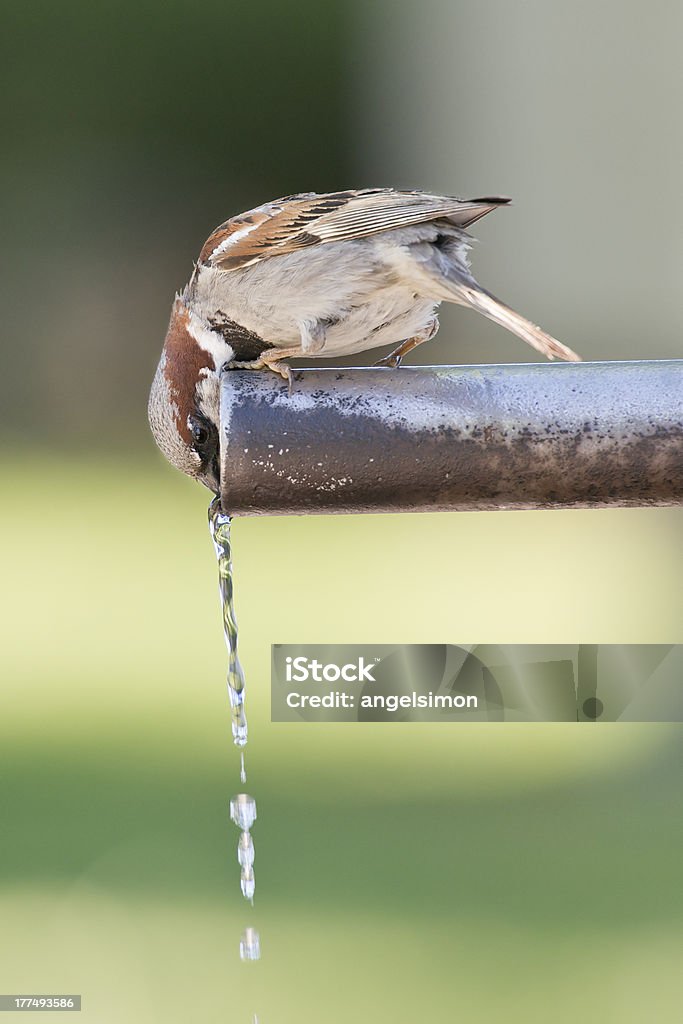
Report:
270,361,293,384
373,353,402,368
270,361,295,394
225,356,295,392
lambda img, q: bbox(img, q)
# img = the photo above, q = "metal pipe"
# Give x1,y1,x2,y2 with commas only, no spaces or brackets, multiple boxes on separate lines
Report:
219,361,683,516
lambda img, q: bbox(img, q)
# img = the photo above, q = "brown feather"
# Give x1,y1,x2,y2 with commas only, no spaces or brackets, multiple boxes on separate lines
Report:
162,299,212,444
200,189,510,273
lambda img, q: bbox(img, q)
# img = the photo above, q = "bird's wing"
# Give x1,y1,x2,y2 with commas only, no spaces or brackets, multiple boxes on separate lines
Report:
200,189,510,272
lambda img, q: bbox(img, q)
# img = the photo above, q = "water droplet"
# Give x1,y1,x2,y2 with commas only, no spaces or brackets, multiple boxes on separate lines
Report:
238,830,255,870
240,865,255,902
230,793,257,831
240,751,247,784
240,927,261,961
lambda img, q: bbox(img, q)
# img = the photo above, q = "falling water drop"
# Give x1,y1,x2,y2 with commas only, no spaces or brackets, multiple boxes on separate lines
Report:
240,865,255,903
240,751,247,784
240,927,261,961
230,793,257,831
238,830,255,869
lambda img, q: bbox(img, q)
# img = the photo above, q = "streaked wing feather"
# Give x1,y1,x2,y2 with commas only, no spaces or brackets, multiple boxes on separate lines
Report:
201,189,509,272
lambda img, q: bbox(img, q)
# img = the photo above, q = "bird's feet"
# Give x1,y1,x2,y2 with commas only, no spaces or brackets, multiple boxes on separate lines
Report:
372,317,440,369
225,346,305,393
227,357,293,385
374,351,404,368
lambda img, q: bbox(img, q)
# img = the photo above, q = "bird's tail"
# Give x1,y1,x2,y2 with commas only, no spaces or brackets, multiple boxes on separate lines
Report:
453,284,580,362
425,248,581,361
455,283,581,362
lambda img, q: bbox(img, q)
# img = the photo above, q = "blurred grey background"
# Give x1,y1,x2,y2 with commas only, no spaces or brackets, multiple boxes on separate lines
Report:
354,1,683,368
3,0,681,454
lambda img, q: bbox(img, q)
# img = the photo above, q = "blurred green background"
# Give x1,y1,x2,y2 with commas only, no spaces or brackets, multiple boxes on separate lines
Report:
2,2,682,1022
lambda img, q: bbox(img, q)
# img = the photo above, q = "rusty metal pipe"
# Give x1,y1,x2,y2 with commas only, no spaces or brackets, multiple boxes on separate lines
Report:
219,361,683,515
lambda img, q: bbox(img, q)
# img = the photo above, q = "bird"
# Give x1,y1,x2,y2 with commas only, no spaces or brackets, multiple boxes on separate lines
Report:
148,187,580,493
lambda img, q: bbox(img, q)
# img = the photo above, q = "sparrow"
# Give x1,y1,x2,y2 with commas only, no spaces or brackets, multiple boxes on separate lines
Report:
148,188,580,493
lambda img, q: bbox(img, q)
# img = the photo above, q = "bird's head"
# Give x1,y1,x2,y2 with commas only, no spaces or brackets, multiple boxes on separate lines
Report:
148,295,232,495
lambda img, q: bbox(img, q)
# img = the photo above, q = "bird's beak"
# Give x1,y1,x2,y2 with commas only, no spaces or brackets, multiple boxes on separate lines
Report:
198,455,220,496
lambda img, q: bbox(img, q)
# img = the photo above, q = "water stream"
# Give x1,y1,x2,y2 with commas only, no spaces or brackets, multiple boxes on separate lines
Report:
208,499,248,748
208,498,261,1014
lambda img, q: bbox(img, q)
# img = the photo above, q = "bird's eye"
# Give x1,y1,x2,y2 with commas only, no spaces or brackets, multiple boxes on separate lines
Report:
188,415,212,449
